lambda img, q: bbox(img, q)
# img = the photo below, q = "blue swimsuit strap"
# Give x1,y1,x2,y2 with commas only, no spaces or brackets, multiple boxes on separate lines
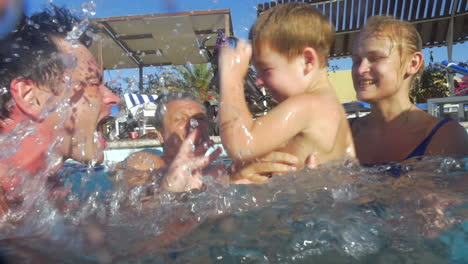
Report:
405,118,452,160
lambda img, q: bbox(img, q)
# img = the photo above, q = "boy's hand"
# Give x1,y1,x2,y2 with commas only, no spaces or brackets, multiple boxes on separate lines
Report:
230,151,298,184
219,39,252,88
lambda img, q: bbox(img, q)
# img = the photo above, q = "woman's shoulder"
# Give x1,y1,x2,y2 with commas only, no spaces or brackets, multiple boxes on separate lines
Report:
425,117,468,156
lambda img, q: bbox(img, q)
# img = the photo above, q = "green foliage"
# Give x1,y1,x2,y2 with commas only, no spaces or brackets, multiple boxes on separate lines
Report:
171,63,216,102
118,64,218,102
410,63,450,103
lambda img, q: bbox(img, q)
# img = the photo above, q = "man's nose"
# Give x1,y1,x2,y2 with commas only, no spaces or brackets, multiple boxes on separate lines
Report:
102,85,120,106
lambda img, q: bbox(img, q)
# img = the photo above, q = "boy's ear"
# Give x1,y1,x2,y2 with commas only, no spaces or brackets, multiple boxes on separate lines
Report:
9,79,46,120
405,51,424,76
302,47,319,74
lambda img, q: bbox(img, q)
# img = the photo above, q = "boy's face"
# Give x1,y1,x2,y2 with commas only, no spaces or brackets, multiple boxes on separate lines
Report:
253,44,307,102
351,34,405,103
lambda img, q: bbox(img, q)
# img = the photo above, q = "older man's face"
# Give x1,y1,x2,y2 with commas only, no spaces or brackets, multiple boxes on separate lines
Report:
162,99,209,155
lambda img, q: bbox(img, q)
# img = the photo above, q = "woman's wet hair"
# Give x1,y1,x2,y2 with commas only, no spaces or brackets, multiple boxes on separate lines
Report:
359,16,424,88
153,91,206,130
0,5,96,118
359,16,423,65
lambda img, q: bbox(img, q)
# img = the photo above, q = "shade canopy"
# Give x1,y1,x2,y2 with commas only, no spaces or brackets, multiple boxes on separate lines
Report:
257,0,468,59
89,9,234,70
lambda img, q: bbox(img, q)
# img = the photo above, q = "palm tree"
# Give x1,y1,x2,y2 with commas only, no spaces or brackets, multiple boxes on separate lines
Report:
172,63,215,101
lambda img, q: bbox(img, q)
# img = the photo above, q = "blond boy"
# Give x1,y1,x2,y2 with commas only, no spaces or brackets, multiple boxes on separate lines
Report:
219,3,355,169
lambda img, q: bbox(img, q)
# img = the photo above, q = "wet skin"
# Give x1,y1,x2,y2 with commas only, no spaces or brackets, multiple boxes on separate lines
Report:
351,34,408,104
54,38,120,164
254,45,309,102
161,99,210,161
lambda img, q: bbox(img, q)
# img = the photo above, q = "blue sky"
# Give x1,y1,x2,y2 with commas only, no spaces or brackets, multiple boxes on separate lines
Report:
26,0,468,84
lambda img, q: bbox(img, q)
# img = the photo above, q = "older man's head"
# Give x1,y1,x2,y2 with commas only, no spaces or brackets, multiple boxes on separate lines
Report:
153,92,209,158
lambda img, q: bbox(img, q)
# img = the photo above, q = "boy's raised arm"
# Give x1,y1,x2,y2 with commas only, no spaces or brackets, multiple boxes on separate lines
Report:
219,41,308,162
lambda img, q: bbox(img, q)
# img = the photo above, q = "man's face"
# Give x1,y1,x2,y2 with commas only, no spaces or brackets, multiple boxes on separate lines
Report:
53,38,120,164
161,99,209,157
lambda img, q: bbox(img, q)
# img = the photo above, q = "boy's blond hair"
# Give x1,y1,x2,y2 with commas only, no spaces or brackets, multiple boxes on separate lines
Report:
250,2,335,68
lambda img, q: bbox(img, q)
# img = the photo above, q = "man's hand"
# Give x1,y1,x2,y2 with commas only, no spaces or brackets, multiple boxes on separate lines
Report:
230,151,298,184
162,129,222,192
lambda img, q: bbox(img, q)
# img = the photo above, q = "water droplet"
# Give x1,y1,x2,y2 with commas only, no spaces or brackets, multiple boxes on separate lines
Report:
190,118,199,129
82,1,97,16
66,20,90,41
71,40,79,48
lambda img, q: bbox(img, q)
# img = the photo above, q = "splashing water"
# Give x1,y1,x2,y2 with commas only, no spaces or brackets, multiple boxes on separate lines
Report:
1,152,468,262
81,1,97,17
1,3,467,263
65,19,90,42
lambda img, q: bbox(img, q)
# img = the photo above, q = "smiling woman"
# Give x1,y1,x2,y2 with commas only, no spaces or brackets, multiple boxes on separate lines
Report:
350,16,468,165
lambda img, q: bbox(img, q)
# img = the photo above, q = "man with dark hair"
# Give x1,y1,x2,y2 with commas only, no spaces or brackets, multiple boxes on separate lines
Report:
0,6,121,198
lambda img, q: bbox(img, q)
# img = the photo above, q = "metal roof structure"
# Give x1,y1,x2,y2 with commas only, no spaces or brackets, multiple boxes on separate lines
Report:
89,9,233,70
257,0,468,60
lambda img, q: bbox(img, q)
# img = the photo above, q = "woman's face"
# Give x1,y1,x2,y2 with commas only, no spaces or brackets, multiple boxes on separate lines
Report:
351,34,406,103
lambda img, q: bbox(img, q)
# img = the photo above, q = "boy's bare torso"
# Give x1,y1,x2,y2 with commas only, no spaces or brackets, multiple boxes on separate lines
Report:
265,91,355,167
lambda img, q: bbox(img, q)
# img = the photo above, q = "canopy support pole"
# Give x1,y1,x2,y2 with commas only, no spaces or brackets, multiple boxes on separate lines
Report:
446,0,459,96
139,66,144,93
